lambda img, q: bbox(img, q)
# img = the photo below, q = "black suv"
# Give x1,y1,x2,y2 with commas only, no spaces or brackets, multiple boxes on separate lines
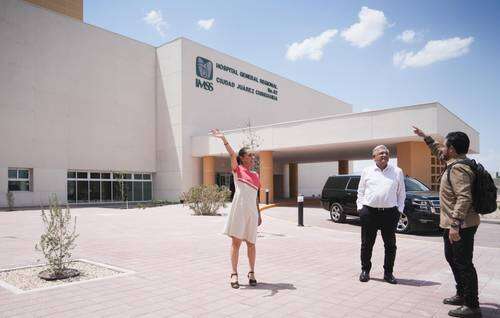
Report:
320,174,440,233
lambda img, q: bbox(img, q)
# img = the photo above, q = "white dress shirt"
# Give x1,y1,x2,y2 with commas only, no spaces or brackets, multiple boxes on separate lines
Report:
356,164,406,212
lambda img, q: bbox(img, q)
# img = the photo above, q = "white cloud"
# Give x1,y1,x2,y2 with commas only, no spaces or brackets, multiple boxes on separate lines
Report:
397,30,416,43
197,18,215,30
341,7,389,48
393,36,474,69
143,10,167,37
285,29,338,61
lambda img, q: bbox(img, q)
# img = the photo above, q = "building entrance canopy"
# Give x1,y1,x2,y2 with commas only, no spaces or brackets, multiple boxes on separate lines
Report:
192,103,479,162
193,103,479,203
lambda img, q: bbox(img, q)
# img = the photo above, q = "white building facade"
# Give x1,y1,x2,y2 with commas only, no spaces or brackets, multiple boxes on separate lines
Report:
0,0,479,207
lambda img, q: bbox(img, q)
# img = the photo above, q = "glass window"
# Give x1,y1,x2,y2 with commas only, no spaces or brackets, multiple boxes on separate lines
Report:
405,178,430,191
90,181,100,202
143,182,152,201
112,181,123,201
77,180,89,202
18,170,29,179
8,181,29,191
101,181,112,201
122,181,132,201
8,168,31,191
133,182,143,201
346,177,360,190
77,172,87,179
8,170,17,178
67,181,76,203
66,170,152,203
325,176,350,190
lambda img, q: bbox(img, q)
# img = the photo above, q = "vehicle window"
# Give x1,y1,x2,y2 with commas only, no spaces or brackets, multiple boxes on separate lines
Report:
404,177,430,191
325,176,350,190
346,177,360,190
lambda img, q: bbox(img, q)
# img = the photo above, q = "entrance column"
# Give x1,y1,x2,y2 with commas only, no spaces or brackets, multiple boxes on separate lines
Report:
202,156,215,185
396,142,431,187
338,160,349,175
289,163,298,198
259,151,274,203
283,164,290,198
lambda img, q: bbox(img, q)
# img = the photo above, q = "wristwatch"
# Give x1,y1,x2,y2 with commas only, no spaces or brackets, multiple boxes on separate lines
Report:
450,219,462,229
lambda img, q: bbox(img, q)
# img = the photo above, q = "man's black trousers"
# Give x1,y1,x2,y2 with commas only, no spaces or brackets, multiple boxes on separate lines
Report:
360,205,400,274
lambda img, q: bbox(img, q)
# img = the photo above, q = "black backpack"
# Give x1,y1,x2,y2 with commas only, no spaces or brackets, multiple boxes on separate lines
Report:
447,159,498,214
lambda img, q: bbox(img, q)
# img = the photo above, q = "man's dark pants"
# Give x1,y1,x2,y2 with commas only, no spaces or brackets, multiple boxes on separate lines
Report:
443,226,479,309
360,205,400,274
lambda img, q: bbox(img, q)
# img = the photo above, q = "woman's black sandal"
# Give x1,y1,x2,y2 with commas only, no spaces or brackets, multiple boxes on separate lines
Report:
248,271,257,286
230,273,239,289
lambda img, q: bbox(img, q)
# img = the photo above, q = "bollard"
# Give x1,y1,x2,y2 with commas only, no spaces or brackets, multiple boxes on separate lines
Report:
265,189,269,205
297,194,304,226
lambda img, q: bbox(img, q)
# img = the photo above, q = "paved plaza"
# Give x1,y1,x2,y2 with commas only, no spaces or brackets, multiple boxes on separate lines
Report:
0,205,499,317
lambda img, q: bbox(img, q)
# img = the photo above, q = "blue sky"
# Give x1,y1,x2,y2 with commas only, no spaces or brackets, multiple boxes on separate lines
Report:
85,0,500,174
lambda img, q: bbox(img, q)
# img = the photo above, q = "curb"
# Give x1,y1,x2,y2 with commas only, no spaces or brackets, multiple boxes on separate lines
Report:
259,204,277,212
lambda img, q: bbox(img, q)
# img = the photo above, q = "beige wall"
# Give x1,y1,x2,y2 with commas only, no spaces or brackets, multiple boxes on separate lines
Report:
24,0,83,20
397,141,432,187
155,40,185,200
0,0,156,207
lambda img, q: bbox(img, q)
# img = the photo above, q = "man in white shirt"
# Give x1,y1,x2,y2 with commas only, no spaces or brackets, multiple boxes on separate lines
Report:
357,145,406,284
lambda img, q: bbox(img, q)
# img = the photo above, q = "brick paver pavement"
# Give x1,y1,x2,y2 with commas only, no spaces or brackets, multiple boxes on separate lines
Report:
0,205,499,317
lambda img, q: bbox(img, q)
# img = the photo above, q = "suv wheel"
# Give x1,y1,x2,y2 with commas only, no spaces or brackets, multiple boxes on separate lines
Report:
330,203,346,223
396,212,412,233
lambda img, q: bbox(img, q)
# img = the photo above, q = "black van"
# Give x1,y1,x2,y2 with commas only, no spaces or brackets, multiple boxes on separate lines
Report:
320,174,440,233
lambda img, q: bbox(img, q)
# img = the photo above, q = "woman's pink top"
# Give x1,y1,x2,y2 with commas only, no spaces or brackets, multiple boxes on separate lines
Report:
232,165,261,190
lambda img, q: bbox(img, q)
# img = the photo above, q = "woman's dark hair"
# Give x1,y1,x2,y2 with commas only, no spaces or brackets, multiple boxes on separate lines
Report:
237,147,249,165
445,131,470,155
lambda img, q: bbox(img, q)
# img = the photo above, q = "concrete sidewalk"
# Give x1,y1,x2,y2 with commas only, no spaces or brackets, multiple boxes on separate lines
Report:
0,205,499,317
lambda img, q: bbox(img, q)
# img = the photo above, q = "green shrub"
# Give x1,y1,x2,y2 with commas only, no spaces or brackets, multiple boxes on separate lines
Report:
181,185,231,216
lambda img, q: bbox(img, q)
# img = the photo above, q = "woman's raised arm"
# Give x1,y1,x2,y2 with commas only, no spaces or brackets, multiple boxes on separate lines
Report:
210,129,238,171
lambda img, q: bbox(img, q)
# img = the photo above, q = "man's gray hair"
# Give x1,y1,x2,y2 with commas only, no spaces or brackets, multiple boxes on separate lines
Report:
372,145,390,156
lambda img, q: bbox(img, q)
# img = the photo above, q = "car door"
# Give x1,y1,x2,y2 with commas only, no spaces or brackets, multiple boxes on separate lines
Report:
322,176,350,210
344,176,360,214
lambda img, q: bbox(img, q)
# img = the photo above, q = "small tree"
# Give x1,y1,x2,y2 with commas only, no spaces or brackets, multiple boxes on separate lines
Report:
241,119,262,172
115,171,129,209
181,185,231,216
6,191,14,211
35,194,79,280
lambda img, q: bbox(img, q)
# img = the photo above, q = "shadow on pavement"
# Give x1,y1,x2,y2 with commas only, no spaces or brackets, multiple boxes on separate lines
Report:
480,303,500,318
371,277,441,287
330,217,444,237
241,282,296,297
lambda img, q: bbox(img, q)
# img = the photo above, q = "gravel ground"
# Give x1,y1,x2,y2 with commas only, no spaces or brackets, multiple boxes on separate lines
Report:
0,260,122,292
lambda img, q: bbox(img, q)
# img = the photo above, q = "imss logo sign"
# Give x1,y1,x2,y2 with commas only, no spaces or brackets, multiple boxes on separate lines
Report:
195,56,214,91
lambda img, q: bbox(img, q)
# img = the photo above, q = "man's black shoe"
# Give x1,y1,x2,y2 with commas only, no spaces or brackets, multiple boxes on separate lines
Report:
448,306,482,317
359,270,370,282
443,295,465,306
383,273,397,284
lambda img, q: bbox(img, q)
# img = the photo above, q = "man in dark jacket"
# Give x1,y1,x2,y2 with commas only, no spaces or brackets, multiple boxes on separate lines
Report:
413,127,481,318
